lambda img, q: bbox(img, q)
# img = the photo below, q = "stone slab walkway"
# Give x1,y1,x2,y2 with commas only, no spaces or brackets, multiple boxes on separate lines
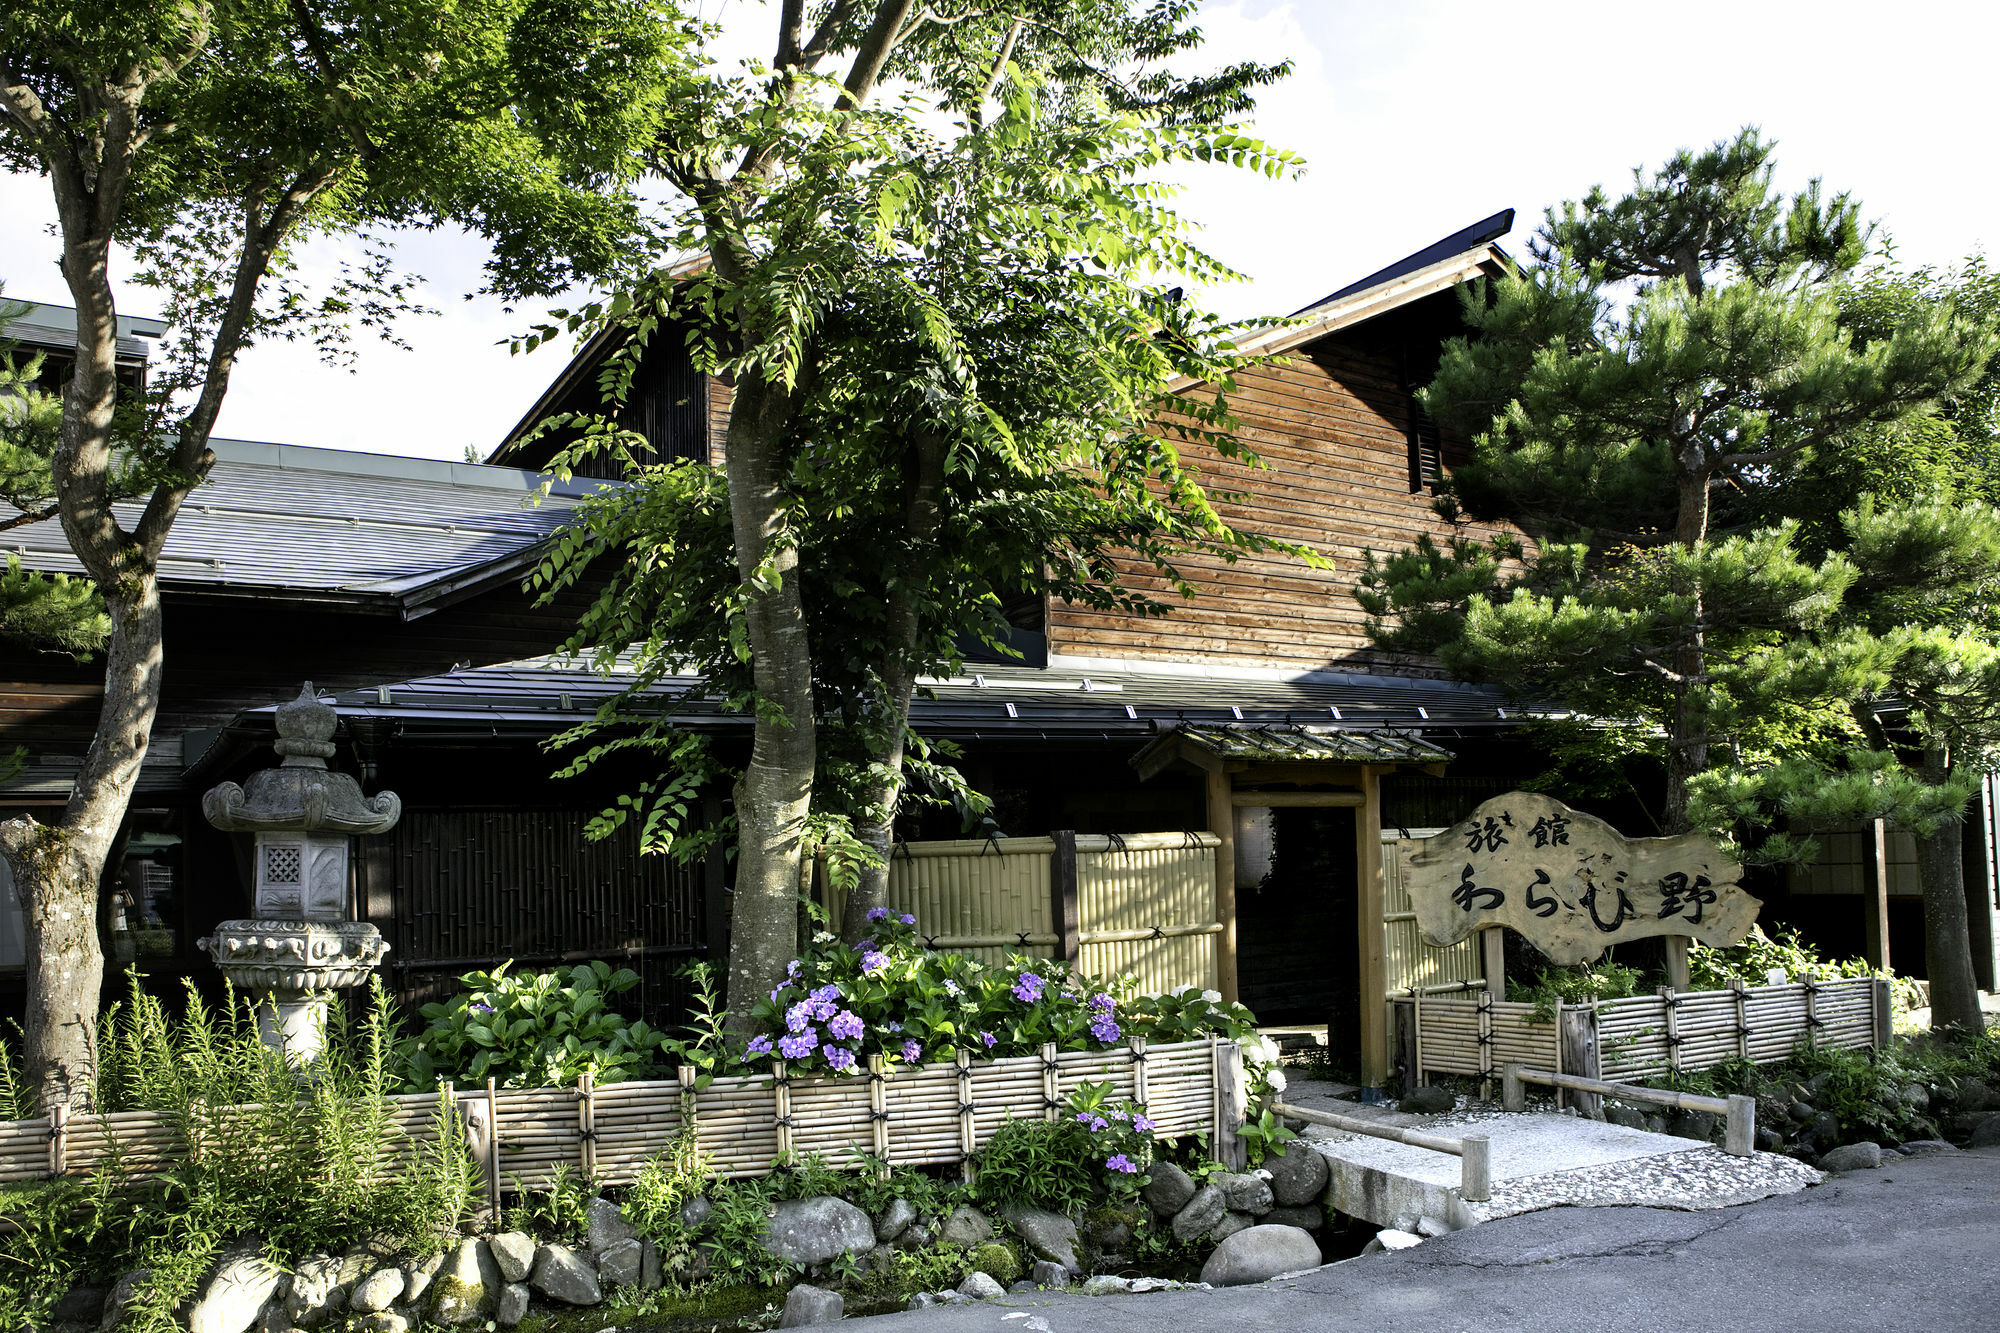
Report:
1304,1108,1821,1227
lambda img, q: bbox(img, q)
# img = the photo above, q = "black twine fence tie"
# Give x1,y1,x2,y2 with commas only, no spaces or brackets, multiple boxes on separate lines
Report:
1106,831,1128,854
1476,1033,1492,1046
957,1103,978,1115
1738,1026,1755,1036
1043,1098,1062,1111
1043,1059,1061,1075
1148,925,1166,940
1129,1048,1148,1063
578,1129,599,1142
868,1111,891,1123
774,1116,795,1129
868,1071,887,1085
981,832,1004,856
1665,1034,1683,1047
1181,830,1201,849
1016,932,1033,947
923,935,941,950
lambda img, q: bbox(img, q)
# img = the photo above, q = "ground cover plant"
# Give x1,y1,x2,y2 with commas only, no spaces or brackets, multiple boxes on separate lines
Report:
0,975,477,1331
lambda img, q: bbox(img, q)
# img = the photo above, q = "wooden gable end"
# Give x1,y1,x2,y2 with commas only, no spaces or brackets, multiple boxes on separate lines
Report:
1045,290,1517,675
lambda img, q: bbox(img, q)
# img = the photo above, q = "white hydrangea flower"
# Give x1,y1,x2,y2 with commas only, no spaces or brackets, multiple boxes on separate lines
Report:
1265,1068,1288,1093
813,930,834,943
1201,989,1222,1004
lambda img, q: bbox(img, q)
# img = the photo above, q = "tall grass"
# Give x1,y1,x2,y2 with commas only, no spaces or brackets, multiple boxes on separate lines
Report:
0,973,476,1331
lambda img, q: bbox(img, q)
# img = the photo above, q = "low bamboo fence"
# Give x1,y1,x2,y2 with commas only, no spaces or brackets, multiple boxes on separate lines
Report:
0,1037,1231,1193
1401,977,1888,1089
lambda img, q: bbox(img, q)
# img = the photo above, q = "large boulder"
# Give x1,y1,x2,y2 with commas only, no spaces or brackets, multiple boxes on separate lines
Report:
346,1268,405,1315
761,1197,877,1267
189,1252,289,1333
430,1239,501,1325
528,1245,602,1307
495,1284,530,1329
597,1238,645,1289
54,1288,107,1325
1818,1142,1883,1173
100,1269,153,1332
779,1284,845,1327
284,1257,346,1328
1001,1205,1081,1273
1263,1144,1328,1206
1140,1162,1196,1215
939,1203,994,1247
874,1198,917,1243
1199,1225,1322,1287
488,1234,536,1285
586,1198,637,1257
956,1272,1006,1300
400,1254,443,1308
1210,1211,1255,1242
1170,1184,1226,1242
1399,1085,1454,1115
1967,1114,2000,1149
1264,1205,1324,1231
1212,1172,1274,1215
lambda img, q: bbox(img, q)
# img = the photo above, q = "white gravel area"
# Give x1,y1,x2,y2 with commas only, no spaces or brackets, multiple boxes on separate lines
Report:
1462,1142,1824,1223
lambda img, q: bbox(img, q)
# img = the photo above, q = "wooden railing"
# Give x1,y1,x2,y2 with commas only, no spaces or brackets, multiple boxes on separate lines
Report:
1270,1100,1491,1202
1500,1065,1757,1157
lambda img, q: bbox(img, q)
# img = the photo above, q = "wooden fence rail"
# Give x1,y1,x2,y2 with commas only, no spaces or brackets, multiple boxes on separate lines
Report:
0,1038,1240,1207
1395,977,1889,1094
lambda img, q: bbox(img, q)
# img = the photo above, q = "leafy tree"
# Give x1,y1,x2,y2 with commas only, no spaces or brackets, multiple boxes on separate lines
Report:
528,1,1298,1022
0,0,691,1106
1358,129,1992,835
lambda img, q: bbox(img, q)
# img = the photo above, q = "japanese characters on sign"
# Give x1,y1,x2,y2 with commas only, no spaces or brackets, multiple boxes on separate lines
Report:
1402,792,1756,965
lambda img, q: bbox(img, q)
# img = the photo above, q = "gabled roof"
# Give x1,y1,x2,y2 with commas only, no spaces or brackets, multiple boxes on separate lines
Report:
1226,208,1518,362
5,300,165,364
10,439,609,618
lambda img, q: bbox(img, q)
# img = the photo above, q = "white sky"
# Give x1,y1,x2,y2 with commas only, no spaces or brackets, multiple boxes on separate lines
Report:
2,0,1996,461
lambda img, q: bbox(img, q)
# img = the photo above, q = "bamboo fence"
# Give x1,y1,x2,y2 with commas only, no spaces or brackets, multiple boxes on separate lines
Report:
1404,977,1886,1088
0,1037,1231,1198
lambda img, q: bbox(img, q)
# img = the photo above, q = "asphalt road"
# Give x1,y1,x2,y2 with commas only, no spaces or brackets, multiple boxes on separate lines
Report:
848,1146,2000,1333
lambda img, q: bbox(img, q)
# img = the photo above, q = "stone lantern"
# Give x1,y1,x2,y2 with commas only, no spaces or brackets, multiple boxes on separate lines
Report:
197,683,397,1062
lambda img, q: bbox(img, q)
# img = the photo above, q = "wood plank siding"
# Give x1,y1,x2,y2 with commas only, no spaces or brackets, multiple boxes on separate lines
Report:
1047,329,1515,675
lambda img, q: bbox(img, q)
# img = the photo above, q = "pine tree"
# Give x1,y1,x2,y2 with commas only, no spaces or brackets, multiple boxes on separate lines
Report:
1358,129,1994,835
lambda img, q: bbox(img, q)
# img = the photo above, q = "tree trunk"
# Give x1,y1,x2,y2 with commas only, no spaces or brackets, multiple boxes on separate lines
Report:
0,578,164,1107
1663,454,1713,835
1915,747,1985,1032
839,432,946,942
719,374,816,1031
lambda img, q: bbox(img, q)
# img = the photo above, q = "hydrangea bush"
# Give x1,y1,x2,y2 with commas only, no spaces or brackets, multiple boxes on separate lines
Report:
739,909,1277,1098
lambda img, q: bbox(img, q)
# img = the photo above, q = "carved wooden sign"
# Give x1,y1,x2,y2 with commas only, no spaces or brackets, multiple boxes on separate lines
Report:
1403,792,1756,965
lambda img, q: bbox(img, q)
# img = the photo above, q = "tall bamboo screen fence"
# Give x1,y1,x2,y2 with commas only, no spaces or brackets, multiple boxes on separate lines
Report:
1397,976,1891,1091
0,1037,1238,1200
823,833,1222,996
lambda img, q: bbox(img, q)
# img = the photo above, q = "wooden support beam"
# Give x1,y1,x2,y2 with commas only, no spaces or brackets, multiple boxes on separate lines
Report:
1482,928,1507,1003
1207,768,1239,1005
1230,790,1364,807
1863,816,1892,973
1356,765,1388,1088
1050,829,1080,963
1665,936,1691,993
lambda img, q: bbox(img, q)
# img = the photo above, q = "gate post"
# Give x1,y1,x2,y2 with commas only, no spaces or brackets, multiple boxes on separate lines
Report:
1050,830,1080,963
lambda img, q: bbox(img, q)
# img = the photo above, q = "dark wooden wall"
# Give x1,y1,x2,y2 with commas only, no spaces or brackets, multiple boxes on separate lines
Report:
1045,303,1518,676
361,808,710,1028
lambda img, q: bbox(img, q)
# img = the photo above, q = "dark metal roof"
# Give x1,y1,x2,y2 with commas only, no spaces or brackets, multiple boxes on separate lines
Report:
1159,722,1454,765
280,659,1532,745
10,439,610,611
1292,208,1516,315
5,299,166,363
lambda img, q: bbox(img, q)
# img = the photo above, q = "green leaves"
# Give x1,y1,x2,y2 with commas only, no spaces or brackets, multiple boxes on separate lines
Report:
393,959,671,1091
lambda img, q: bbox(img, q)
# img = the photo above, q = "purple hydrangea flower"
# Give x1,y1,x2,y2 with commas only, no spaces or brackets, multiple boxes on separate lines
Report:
785,1002,814,1034
746,1035,773,1056
787,960,802,979
1075,1112,1093,1124
825,1045,857,1071
1089,1116,1109,1131
1132,1114,1154,1133
901,1039,922,1063
898,913,916,925
769,987,785,1004
1090,1016,1122,1044
981,1031,997,1049
1089,992,1116,1014
944,980,962,996
861,950,889,973
857,939,875,952
778,1029,820,1059
1011,972,1045,1003
828,1009,864,1041
866,906,890,921
470,1001,494,1014
884,1021,903,1033
1106,1154,1137,1174
1109,1108,1129,1121
811,984,841,1004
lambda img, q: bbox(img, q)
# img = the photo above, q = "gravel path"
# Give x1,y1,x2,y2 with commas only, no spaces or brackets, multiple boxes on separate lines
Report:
1463,1142,1824,1221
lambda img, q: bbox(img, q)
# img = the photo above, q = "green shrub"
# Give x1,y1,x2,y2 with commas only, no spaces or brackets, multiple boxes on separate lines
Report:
396,959,671,1091
975,1116,1098,1214
1689,925,1917,1006
1508,960,1643,1022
